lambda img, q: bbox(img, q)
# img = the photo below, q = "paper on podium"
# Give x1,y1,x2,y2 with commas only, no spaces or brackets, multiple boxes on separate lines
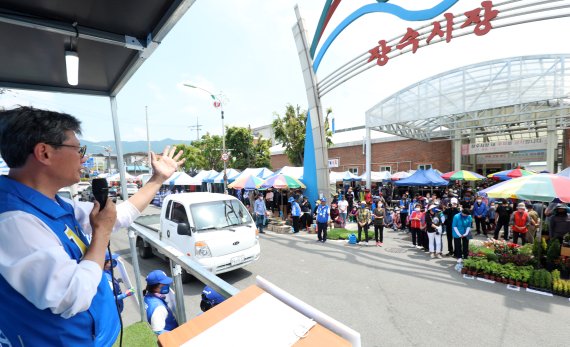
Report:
181,293,316,347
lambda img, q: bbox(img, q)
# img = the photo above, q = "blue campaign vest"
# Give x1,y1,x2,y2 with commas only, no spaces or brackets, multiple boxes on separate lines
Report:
104,270,124,313
0,176,119,347
316,205,329,223
144,294,179,333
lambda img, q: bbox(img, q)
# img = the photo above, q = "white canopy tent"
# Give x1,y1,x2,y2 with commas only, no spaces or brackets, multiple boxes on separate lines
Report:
358,171,391,182
162,172,202,186
274,166,304,180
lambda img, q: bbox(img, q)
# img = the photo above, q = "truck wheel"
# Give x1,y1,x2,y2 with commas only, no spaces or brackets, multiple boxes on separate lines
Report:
181,269,193,283
136,238,153,259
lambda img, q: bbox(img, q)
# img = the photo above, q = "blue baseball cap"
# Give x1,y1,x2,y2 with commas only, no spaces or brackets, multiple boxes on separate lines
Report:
320,197,326,202
288,197,295,203
202,286,226,305
146,270,173,285
105,251,119,267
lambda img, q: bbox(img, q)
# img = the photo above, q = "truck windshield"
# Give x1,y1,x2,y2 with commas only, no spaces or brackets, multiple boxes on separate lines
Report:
191,199,253,231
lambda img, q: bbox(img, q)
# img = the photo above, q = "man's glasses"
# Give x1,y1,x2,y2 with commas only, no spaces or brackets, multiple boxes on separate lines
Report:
46,143,87,158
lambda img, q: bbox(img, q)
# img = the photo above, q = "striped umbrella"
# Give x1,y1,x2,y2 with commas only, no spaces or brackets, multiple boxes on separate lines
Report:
487,168,535,181
227,174,264,190
260,174,306,189
441,170,485,181
479,173,570,202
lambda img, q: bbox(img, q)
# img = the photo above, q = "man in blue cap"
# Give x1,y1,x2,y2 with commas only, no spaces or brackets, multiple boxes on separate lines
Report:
289,196,301,233
144,270,179,335
315,198,330,242
200,285,227,312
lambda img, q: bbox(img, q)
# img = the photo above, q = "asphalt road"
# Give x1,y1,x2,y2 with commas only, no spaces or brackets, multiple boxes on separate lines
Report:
111,206,570,347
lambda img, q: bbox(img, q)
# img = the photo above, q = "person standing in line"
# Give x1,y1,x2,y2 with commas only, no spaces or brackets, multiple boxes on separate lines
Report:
337,195,349,226
525,204,540,244
510,203,530,245
254,194,267,234
549,204,570,242
473,195,488,236
399,194,410,231
426,205,443,258
144,270,179,335
300,196,312,232
315,198,330,242
357,202,371,244
346,187,354,213
373,202,385,246
494,199,513,240
418,205,428,252
443,201,460,256
409,204,423,249
452,209,473,261
486,201,497,235
289,196,301,233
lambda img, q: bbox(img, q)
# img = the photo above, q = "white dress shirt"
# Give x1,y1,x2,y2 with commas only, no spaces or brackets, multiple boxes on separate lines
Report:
0,199,140,318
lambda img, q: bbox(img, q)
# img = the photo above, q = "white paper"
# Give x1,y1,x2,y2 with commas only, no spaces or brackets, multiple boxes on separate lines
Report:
182,293,316,347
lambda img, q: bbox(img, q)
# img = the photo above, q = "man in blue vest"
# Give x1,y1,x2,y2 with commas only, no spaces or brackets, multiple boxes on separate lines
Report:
289,196,301,233
0,107,184,346
315,198,330,242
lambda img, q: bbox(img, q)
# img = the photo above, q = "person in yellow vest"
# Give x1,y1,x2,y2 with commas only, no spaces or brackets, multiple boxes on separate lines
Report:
510,203,530,245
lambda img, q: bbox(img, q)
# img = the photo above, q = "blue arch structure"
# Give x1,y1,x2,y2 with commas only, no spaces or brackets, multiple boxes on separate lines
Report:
303,0,459,204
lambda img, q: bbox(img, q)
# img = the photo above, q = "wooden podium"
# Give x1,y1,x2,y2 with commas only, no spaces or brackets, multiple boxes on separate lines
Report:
158,285,351,347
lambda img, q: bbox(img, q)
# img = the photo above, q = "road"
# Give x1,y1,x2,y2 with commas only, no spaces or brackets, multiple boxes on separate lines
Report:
112,206,570,347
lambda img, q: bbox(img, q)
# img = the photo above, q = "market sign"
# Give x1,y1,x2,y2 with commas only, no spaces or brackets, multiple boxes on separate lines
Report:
477,150,546,164
368,1,499,67
462,137,548,155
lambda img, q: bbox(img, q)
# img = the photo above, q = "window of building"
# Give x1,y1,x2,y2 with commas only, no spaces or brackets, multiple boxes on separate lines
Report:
418,164,432,170
379,166,391,173
348,167,359,175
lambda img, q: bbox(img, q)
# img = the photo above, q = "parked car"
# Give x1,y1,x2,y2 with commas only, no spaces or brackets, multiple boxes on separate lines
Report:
80,185,117,203
109,186,118,198
56,188,73,200
77,181,91,193
126,183,139,197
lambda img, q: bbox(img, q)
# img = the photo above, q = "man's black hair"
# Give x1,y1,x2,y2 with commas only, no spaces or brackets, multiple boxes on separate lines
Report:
0,106,82,168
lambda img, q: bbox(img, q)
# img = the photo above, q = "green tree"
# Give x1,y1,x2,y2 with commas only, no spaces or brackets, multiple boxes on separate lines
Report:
225,126,272,170
173,143,203,173
193,133,224,171
272,104,333,166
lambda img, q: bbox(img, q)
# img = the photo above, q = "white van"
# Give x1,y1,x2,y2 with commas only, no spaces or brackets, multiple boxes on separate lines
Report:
131,193,261,282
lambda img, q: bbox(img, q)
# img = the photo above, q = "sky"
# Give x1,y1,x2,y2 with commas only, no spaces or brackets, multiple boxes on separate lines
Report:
0,0,569,148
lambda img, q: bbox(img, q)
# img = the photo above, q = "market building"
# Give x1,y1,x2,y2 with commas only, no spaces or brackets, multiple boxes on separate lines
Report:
271,55,570,177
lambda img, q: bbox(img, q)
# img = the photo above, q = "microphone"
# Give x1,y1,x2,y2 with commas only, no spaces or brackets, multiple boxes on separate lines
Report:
92,178,109,210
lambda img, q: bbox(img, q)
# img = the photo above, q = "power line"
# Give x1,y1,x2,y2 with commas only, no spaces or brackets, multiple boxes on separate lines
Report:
188,117,203,142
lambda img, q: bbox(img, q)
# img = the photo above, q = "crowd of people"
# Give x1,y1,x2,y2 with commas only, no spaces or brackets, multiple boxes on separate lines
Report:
247,181,570,265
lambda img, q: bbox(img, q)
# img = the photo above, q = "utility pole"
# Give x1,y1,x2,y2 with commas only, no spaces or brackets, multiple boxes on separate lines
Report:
145,106,152,175
188,117,203,142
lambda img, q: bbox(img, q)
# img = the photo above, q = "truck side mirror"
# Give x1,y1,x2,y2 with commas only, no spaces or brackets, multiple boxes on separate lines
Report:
177,222,192,236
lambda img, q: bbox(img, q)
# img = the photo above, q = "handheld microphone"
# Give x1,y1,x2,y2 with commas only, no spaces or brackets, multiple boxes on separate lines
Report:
92,178,109,210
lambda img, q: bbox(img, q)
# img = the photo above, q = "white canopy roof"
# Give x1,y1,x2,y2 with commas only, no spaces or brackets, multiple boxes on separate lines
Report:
162,172,202,186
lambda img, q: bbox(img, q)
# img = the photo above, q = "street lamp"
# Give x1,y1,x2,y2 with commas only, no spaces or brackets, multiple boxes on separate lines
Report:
183,83,228,192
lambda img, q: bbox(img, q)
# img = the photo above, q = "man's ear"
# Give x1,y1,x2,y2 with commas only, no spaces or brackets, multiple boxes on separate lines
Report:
32,143,53,165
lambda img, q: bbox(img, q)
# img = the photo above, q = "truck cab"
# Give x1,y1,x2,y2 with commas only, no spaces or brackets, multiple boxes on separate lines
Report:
135,193,261,281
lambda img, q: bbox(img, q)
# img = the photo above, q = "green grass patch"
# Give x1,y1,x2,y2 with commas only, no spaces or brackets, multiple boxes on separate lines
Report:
327,228,354,240
113,321,157,347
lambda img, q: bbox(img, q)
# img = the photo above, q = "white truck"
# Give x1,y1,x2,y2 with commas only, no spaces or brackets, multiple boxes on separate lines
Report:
131,192,261,282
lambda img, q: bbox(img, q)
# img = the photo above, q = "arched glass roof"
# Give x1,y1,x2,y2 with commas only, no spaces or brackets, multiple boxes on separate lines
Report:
365,54,570,142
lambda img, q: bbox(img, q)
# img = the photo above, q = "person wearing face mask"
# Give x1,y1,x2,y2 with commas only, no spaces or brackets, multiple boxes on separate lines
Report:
549,204,570,243
443,201,460,256
357,202,372,244
473,195,488,236
409,204,423,249
144,270,179,335
510,203,530,245
452,209,473,261
494,199,513,240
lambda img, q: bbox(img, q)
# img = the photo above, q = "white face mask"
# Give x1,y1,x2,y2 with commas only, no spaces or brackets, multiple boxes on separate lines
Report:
415,208,421,212
476,200,482,203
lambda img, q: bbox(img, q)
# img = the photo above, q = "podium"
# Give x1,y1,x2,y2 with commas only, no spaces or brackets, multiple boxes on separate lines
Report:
158,281,357,347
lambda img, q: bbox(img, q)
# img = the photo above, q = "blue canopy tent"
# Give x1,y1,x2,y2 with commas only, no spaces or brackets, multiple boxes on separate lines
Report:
394,169,449,186
204,169,241,183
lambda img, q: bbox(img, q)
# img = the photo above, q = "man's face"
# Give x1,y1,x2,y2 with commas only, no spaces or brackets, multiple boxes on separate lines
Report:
48,130,86,187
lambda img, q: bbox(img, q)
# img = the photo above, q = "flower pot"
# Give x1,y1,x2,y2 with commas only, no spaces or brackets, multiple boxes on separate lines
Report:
516,281,521,287
502,278,508,284
461,268,468,274
484,274,490,280
509,280,515,285
522,283,528,288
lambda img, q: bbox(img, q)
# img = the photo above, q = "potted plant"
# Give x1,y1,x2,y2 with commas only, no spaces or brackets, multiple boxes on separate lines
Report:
546,239,561,271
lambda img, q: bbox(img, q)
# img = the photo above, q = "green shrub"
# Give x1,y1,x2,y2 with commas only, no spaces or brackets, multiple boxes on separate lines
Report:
546,239,561,264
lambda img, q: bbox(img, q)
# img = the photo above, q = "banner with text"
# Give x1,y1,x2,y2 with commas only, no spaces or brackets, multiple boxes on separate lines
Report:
477,150,546,164
462,138,548,155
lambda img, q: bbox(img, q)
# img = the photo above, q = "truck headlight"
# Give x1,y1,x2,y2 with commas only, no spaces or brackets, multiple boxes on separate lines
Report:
195,241,212,258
